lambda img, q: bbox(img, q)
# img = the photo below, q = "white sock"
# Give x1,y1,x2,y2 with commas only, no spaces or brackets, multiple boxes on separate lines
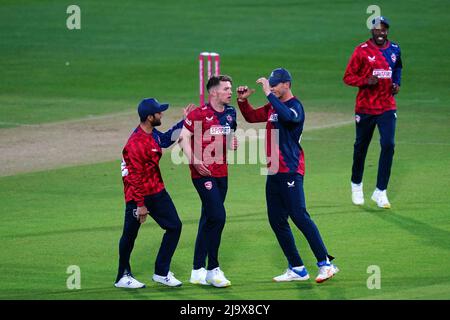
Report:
292,265,305,271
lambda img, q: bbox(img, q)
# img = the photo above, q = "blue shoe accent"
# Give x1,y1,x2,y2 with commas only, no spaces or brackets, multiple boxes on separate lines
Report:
317,260,331,268
289,265,309,277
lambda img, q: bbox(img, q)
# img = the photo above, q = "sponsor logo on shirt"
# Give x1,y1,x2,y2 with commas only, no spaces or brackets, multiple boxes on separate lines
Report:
268,113,278,122
372,69,392,79
368,56,376,62
206,116,214,121
210,125,231,135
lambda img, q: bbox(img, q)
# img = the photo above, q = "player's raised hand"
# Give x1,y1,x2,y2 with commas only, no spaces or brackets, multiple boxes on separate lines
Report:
236,86,255,101
183,103,197,119
256,77,271,95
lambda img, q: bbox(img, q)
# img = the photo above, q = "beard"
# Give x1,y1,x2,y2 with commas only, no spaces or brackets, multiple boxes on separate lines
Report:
150,118,161,127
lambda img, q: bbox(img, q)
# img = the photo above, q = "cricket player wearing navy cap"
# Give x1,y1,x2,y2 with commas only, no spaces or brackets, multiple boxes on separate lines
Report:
344,16,403,208
115,98,195,288
237,68,339,283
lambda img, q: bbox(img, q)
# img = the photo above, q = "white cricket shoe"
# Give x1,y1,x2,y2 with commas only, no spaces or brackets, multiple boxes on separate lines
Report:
205,267,231,288
190,267,210,285
152,271,182,287
273,267,310,282
351,182,365,205
114,274,146,289
315,261,339,283
371,188,391,209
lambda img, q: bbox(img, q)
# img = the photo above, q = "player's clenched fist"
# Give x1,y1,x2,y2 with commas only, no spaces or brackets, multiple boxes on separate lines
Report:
236,86,255,101
136,206,149,224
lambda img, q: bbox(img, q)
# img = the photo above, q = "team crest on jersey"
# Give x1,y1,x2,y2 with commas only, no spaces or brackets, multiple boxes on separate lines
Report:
204,181,213,190
226,115,233,122
355,115,361,123
391,53,397,63
268,113,278,122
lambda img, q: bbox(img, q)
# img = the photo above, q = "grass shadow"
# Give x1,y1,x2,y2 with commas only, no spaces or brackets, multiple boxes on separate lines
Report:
362,208,450,251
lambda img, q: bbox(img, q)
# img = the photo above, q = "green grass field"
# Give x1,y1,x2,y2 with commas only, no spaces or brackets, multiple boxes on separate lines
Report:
0,0,449,300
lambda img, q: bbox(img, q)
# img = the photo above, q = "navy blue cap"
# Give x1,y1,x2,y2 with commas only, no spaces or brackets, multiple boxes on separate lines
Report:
138,98,169,119
269,68,292,87
372,16,390,28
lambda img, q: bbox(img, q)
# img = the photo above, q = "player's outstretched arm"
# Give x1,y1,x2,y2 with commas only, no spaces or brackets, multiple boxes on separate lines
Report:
154,103,198,148
236,85,268,123
266,93,303,123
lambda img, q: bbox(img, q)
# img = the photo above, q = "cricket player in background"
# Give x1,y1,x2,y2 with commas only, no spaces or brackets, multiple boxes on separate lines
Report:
344,16,403,209
236,68,339,283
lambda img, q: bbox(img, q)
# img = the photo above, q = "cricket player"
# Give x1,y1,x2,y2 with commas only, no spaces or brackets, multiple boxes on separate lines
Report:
115,98,195,288
178,75,238,288
236,68,338,283
344,16,403,208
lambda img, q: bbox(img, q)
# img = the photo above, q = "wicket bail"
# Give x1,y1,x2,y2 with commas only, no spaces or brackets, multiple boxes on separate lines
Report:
199,52,220,106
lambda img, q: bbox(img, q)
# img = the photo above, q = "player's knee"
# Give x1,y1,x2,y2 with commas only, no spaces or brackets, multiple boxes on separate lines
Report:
268,215,288,230
166,219,182,234
174,220,182,234
291,208,311,224
381,140,395,151
208,213,226,227
353,143,368,155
